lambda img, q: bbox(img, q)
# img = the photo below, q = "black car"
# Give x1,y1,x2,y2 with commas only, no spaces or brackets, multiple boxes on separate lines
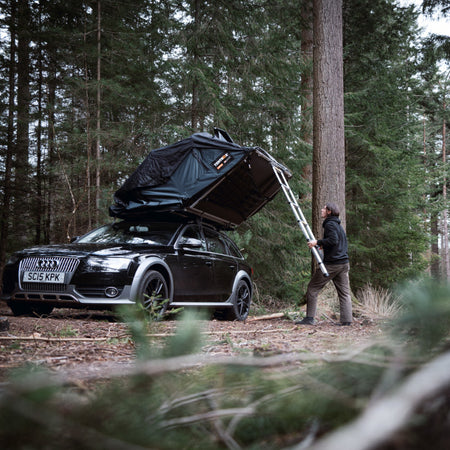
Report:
1,219,253,320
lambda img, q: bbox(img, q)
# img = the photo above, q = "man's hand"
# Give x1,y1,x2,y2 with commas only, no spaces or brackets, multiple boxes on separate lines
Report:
308,240,318,249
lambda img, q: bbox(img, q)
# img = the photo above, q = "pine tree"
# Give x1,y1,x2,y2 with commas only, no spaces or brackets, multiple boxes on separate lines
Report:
344,0,429,289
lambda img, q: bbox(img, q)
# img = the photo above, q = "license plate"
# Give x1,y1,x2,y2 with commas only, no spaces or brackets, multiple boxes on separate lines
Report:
23,271,65,284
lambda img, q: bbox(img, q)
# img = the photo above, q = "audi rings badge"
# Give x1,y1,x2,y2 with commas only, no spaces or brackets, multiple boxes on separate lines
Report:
37,258,60,270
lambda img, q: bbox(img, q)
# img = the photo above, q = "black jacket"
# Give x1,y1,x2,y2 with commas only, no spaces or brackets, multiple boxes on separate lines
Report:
317,216,349,265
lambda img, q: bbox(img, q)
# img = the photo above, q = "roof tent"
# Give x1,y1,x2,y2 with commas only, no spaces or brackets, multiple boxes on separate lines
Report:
109,128,292,228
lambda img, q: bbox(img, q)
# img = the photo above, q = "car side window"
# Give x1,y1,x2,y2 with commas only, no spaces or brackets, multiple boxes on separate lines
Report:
204,228,227,255
179,226,207,251
223,235,243,258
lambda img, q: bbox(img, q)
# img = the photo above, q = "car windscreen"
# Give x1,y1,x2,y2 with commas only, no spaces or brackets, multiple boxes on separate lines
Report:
76,222,181,245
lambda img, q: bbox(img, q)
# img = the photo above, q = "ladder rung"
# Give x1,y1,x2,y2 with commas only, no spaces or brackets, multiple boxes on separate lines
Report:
271,163,329,277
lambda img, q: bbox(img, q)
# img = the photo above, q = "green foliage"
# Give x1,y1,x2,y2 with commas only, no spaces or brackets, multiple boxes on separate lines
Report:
1,281,449,449
390,279,450,355
161,310,205,357
117,301,185,360
117,302,155,359
344,0,431,290
238,202,312,304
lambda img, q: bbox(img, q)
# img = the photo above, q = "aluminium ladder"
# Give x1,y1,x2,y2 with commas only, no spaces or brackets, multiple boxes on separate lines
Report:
272,165,329,277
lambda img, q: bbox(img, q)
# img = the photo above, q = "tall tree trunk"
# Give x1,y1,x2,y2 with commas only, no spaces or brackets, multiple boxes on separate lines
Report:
46,55,57,245
423,118,440,279
95,0,102,224
430,213,440,279
442,97,449,280
83,8,92,230
300,0,313,200
0,0,17,278
35,4,43,245
312,0,346,235
190,0,200,131
15,0,32,245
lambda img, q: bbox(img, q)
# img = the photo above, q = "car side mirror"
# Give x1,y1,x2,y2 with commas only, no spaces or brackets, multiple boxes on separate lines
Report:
180,237,203,249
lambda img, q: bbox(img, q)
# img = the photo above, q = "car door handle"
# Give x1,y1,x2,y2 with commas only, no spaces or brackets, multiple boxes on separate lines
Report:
205,261,213,266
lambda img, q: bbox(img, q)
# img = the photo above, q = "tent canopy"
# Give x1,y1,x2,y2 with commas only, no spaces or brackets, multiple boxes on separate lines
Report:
109,129,291,228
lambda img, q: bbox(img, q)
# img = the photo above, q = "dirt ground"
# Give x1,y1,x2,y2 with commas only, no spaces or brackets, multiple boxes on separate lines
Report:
0,300,384,383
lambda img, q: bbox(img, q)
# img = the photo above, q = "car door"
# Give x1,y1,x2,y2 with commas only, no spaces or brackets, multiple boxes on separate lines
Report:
203,227,237,301
172,225,215,302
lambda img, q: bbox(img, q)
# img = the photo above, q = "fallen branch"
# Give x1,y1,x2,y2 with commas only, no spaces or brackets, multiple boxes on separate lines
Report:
203,327,296,335
145,328,296,337
246,313,285,322
0,335,129,343
0,328,295,342
157,407,254,430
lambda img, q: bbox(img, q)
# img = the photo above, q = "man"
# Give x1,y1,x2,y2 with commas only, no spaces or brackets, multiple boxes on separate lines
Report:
296,202,353,326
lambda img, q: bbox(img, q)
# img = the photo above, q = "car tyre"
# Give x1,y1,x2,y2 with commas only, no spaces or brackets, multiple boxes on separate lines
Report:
228,279,251,321
9,302,33,316
138,270,169,319
32,304,54,316
8,302,54,317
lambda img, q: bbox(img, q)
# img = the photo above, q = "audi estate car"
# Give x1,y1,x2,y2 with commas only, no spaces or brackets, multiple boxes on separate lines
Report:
1,219,253,321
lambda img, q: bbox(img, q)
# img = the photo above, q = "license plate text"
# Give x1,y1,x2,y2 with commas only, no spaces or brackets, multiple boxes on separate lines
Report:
23,271,65,284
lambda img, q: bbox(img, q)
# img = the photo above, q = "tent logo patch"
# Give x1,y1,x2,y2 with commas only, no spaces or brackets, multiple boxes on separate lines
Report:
213,153,233,171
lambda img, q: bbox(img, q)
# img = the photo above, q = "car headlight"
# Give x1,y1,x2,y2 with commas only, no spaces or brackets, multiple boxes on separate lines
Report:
88,257,131,271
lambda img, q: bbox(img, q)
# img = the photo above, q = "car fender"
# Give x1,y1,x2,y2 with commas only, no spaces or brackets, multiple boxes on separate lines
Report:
129,257,174,303
232,270,252,297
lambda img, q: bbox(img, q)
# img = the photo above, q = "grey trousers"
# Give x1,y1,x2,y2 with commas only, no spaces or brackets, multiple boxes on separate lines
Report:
306,263,353,323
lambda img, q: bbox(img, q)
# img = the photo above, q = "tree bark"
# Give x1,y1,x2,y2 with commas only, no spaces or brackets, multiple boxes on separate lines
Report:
300,0,314,200
0,0,17,278
312,0,346,233
190,0,201,131
84,10,92,231
441,95,449,280
15,0,32,246
35,3,44,245
95,0,102,224
46,54,57,245
430,213,440,279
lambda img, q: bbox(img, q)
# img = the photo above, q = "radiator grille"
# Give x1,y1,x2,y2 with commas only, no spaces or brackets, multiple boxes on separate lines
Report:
20,257,80,272
19,256,80,292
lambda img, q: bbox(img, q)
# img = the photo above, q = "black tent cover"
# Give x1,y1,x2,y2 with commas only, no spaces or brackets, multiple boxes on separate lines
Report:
109,128,292,229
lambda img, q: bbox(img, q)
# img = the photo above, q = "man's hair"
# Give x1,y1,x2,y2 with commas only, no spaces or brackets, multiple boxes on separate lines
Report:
326,202,340,217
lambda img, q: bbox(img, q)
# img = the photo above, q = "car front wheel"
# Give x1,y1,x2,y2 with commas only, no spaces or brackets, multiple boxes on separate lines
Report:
229,279,251,321
8,302,53,317
138,270,169,318
8,302,33,316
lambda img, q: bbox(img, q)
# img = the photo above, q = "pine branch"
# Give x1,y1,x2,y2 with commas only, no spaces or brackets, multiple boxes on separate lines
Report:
298,350,450,450
5,340,407,389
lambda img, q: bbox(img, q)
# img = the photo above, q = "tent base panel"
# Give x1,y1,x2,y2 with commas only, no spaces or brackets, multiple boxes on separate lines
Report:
186,150,285,228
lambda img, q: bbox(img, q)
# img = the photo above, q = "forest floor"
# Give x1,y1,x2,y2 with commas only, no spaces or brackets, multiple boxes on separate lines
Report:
0,298,386,384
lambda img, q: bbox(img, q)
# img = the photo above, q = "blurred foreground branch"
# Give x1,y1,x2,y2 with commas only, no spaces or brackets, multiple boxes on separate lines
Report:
299,350,450,450
6,341,395,390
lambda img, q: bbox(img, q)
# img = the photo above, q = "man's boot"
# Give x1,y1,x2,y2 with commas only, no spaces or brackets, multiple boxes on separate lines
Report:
295,316,315,325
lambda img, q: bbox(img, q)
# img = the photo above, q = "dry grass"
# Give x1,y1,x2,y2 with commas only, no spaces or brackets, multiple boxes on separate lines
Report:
355,284,402,320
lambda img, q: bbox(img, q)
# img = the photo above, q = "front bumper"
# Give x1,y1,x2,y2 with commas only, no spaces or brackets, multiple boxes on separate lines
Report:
3,284,135,307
